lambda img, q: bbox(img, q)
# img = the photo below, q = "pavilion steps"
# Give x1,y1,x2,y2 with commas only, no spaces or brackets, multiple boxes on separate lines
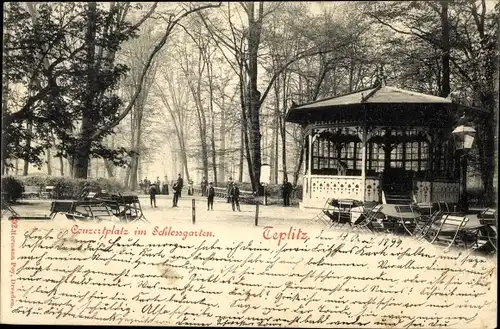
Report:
384,193,413,205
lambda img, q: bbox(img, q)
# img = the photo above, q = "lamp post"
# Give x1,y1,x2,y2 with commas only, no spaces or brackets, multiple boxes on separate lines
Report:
452,119,476,213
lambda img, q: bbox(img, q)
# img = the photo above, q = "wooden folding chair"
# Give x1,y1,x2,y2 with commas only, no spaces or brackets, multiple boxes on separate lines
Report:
428,214,469,249
313,198,336,226
394,205,418,236
478,208,497,226
413,210,442,240
436,201,462,215
351,205,384,233
2,198,19,219
328,199,355,229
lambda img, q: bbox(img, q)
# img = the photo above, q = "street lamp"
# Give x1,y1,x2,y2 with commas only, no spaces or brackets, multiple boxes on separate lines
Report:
452,118,476,213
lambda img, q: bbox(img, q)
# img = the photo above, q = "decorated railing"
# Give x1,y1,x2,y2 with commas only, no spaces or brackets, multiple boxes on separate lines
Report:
414,181,459,203
301,176,459,208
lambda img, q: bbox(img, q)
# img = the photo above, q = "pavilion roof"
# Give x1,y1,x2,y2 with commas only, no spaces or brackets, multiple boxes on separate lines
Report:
286,85,488,125
292,86,452,110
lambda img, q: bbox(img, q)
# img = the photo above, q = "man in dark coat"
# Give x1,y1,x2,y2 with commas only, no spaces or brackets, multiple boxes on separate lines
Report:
201,176,208,196
149,183,158,208
230,183,241,212
207,182,215,210
156,177,161,194
79,182,91,200
162,176,169,195
226,177,233,203
177,174,184,198
172,182,180,207
282,178,293,206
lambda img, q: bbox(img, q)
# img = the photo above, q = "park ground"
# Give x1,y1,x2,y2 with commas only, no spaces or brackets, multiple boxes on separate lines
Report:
5,194,485,230
6,194,325,230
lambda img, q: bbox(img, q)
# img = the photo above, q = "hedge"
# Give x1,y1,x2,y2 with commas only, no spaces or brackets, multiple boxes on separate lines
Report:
2,175,129,201
1,176,24,202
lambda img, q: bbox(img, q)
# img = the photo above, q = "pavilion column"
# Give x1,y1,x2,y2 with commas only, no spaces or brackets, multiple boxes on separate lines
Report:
306,131,313,205
361,126,367,202
308,132,313,176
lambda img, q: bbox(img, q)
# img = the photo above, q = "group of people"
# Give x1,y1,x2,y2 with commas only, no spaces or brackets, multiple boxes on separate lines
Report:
144,174,293,209
224,177,241,211
199,176,239,211
140,176,169,196
145,174,183,208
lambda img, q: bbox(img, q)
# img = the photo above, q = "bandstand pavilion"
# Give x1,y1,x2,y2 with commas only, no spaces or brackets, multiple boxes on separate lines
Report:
286,85,485,209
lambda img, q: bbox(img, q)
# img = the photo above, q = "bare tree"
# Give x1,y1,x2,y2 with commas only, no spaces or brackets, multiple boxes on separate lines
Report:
154,63,193,183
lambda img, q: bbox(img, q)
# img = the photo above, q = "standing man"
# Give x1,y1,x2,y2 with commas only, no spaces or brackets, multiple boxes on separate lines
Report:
149,183,157,208
143,177,149,194
207,182,215,211
162,176,169,195
156,177,161,194
201,176,208,196
226,177,233,203
230,183,241,212
79,182,91,200
177,174,184,198
172,182,180,207
282,177,293,207
188,179,194,196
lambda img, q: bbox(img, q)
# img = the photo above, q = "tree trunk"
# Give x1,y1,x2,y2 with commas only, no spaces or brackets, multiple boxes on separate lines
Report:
440,0,450,97
210,112,217,185
73,2,97,179
104,160,114,178
124,166,131,187
238,73,253,185
23,120,32,176
47,148,52,175
239,126,244,182
218,92,226,184
207,55,218,185
129,155,139,189
244,2,263,192
68,158,74,177
59,157,64,176
477,93,495,205
180,140,191,182
1,3,9,175
280,73,288,181
293,145,305,187
271,74,280,184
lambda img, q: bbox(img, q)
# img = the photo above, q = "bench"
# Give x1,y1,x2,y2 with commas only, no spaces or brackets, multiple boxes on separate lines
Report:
40,186,55,199
50,200,76,214
21,185,41,199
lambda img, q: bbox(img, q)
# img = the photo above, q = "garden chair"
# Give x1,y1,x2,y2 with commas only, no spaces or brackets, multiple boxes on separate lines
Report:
436,201,461,215
1,196,19,219
394,205,419,236
328,199,355,229
351,204,384,233
427,214,469,250
413,210,442,240
313,198,337,226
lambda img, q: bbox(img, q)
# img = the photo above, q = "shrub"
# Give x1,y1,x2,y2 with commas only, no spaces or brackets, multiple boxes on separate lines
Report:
16,175,129,200
1,176,24,202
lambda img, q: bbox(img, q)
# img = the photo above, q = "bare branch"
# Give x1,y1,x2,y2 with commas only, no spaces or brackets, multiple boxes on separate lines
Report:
259,48,338,106
90,2,222,140
126,2,158,33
